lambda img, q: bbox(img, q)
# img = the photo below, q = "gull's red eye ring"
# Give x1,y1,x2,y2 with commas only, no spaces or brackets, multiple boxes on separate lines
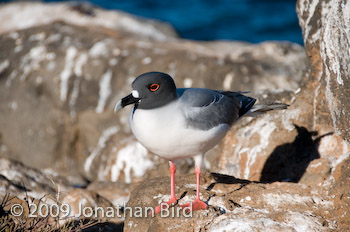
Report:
149,83,160,92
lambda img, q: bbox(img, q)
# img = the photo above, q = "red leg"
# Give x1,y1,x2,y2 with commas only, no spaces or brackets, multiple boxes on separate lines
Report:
153,161,178,214
180,159,207,211
170,161,177,201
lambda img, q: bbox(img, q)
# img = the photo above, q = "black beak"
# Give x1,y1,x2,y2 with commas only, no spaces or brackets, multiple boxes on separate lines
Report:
114,94,140,113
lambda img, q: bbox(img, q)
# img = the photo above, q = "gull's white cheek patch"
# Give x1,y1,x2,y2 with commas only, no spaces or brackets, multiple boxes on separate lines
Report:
132,90,139,98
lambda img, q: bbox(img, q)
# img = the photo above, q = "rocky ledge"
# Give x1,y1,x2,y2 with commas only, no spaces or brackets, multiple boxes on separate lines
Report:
0,1,349,231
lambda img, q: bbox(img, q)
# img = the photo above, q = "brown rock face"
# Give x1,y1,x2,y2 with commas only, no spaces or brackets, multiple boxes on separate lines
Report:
295,2,350,229
0,2,307,183
297,0,350,143
0,157,72,200
123,0,350,230
212,86,349,187
60,188,120,225
331,158,350,231
1,1,349,231
124,172,334,231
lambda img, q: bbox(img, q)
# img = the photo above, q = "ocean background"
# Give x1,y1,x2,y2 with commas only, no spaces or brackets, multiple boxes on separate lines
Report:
2,0,302,44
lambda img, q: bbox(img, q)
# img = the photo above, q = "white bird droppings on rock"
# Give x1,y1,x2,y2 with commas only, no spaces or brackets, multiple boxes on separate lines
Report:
18,45,47,81
14,45,22,53
9,32,19,40
74,53,88,77
84,126,119,173
60,46,77,101
109,58,118,66
96,69,113,113
281,108,301,131
183,78,193,88
119,17,168,41
28,32,46,41
110,142,153,183
0,60,9,74
8,102,17,111
238,115,276,179
141,57,152,65
223,72,234,90
89,41,109,58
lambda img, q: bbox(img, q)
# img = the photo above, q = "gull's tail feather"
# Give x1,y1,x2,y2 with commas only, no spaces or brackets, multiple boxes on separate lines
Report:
245,102,289,117
219,91,256,117
218,90,289,118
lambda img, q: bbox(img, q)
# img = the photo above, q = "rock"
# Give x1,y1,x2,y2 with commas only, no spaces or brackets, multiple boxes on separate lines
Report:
123,82,349,230
297,0,350,143
1,196,58,231
0,2,307,184
0,157,71,201
295,2,350,230
0,157,124,230
87,181,130,207
331,157,350,231
1,0,349,231
125,0,350,227
124,172,335,231
60,188,120,225
0,2,177,41
211,87,349,187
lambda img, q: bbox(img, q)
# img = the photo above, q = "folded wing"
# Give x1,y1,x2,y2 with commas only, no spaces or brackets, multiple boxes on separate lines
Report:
178,88,256,131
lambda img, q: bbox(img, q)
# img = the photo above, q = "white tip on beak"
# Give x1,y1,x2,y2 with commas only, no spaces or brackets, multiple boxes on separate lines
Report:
114,100,123,113
114,91,140,113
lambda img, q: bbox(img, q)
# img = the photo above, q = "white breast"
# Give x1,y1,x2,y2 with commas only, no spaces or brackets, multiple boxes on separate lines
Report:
129,101,230,160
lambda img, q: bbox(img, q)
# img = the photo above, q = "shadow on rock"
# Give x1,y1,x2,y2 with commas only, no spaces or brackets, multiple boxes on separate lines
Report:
260,124,332,183
207,172,254,191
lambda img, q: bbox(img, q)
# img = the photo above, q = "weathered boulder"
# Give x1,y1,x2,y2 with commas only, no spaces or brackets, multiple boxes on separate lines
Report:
87,180,130,208
124,172,335,231
123,0,350,230
123,81,349,230
59,188,119,225
0,157,123,230
331,157,350,231
0,1,177,41
1,1,349,231
213,84,349,186
0,2,308,184
0,157,72,201
297,0,350,143
295,2,350,230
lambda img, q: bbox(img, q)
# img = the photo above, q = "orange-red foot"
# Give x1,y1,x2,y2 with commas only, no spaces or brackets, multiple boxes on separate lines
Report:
152,197,178,215
180,199,208,212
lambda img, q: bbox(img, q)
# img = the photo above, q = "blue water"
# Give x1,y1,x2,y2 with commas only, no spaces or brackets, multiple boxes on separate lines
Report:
3,0,303,44
93,0,303,44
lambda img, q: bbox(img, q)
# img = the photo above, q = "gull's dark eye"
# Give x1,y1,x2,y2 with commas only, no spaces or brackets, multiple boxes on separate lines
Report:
149,83,160,92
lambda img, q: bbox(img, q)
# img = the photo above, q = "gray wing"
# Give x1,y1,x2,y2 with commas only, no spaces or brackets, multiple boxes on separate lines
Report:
178,88,255,131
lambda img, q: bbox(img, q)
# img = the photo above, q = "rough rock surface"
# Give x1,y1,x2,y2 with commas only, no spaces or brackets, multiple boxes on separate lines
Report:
0,1,177,41
0,157,124,230
0,1,349,231
122,0,350,230
0,2,307,182
331,158,350,231
59,188,119,225
123,79,350,231
297,0,350,143
214,85,349,186
0,157,72,202
125,172,335,231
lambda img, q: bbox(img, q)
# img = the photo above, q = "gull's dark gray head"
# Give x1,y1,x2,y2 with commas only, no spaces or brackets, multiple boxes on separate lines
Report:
114,72,177,112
